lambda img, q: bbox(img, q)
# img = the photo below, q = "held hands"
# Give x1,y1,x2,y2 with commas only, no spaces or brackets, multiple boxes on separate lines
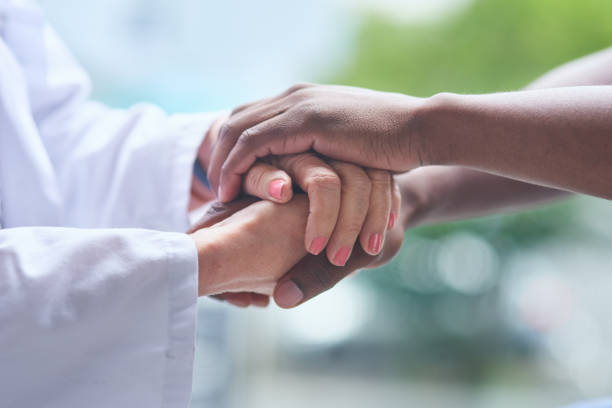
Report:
189,192,406,308
189,196,309,297
207,84,429,203
188,82,429,307
197,115,400,266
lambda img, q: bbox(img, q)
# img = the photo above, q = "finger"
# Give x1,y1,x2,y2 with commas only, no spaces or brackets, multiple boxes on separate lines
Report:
211,292,270,308
389,177,402,230
250,294,271,308
216,113,317,203
359,169,392,255
231,83,313,116
243,161,293,203
365,179,404,269
197,115,227,169
208,102,288,198
273,154,341,255
273,246,375,309
325,161,371,266
211,293,253,308
188,197,257,233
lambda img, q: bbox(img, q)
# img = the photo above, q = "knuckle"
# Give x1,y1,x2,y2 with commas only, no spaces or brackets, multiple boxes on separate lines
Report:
244,166,267,192
237,128,256,149
340,221,364,237
283,153,316,171
335,167,371,193
297,101,321,121
218,122,235,142
287,82,313,94
352,174,372,192
307,172,341,193
231,104,247,115
368,170,391,186
220,161,232,176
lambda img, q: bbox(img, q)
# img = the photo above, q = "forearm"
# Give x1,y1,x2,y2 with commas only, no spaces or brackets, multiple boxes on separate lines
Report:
396,167,569,229
396,48,612,227
419,86,612,200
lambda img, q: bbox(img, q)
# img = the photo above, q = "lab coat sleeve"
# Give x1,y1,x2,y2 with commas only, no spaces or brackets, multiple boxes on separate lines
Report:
39,102,218,231
0,226,199,408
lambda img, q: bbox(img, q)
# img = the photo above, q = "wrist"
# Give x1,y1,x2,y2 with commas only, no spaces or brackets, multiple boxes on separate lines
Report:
395,171,432,230
189,229,223,296
409,92,467,167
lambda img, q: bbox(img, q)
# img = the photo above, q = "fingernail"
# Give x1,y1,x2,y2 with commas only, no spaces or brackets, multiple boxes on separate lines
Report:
368,233,382,254
333,246,351,266
269,179,285,200
388,212,396,229
275,281,304,308
309,236,327,255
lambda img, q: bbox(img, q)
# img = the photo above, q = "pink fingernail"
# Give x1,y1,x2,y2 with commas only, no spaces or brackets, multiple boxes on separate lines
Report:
368,233,382,254
333,246,351,266
269,179,285,200
309,236,327,255
388,212,396,229
275,281,304,308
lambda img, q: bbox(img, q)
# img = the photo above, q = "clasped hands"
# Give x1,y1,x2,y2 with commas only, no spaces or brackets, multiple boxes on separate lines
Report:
189,83,428,308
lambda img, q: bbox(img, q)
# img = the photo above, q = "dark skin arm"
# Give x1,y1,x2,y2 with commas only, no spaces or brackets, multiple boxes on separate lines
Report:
208,48,612,204
376,46,612,228
204,46,612,308
269,46,612,308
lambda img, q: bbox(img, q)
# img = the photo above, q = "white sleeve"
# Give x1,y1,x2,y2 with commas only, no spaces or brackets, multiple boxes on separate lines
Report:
1,2,218,231
39,101,217,231
30,24,219,231
0,226,198,408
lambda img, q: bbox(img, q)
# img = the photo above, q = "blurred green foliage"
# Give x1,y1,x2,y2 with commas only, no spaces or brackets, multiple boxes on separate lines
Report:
321,0,612,379
327,0,612,274
331,0,612,95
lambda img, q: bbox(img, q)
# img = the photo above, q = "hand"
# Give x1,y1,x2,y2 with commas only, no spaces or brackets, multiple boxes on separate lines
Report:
190,178,403,309
273,178,404,308
198,116,398,265
207,83,427,202
189,195,309,296
188,198,269,307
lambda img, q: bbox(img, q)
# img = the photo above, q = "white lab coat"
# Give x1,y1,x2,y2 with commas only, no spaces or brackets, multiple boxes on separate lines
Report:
0,1,216,406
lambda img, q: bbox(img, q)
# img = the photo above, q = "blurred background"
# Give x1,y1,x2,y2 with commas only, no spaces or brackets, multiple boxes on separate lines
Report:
39,0,612,407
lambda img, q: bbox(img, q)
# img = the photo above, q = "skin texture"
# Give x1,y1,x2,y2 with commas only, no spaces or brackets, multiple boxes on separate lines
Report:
207,85,423,201
420,87,612,200
208,49,612,204
198,116,395,264
363,46,612,228
190,189,404,307
195,46,612,308
189,195,309,296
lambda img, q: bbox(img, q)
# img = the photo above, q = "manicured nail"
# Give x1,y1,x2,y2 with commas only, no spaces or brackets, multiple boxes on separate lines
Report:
309,236,327,255
368,233,382,254
388,212,396,229
333,246,351,266
275,280,304,308
269,179,285,200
